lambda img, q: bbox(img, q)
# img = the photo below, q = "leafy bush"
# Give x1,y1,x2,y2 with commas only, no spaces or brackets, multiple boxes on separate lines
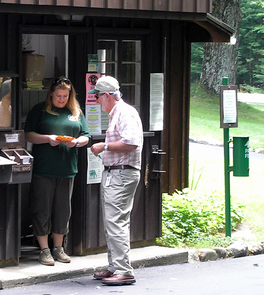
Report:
239,84,264,94
158,189,244,248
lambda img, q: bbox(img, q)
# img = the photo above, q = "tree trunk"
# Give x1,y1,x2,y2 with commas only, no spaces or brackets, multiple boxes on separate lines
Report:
200,0,242,94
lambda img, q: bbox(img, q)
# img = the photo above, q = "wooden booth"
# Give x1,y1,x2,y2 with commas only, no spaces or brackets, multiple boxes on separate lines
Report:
0,0,234,266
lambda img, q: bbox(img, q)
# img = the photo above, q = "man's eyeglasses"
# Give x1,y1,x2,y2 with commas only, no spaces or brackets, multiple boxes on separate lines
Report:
94,92,105,99
53,78,71,86
94,92,123,100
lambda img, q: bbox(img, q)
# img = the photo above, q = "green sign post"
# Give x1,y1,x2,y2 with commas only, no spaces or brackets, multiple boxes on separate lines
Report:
221,77,234,236
220,77,249,237
223,127,232,236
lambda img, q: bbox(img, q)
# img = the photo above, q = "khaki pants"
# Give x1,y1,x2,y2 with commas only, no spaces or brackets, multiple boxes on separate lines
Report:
101,168,140,276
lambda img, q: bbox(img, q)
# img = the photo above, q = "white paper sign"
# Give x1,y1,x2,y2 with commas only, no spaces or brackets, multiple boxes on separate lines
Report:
149,73,164,131
87,148,104,184
223,90,237,124
5,134,19,143
85,104,102,135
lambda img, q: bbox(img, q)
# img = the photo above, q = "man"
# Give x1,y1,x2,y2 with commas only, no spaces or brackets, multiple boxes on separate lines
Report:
89,76,143,286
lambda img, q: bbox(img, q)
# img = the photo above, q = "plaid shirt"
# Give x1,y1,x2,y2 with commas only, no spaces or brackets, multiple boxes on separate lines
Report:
103,99,143,170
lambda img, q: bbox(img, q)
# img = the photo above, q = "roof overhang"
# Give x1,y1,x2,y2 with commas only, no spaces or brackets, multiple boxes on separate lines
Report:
194,13,235,42
0,4,234,43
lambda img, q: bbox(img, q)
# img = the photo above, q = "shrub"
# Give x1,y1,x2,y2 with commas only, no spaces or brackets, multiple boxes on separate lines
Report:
158,189,244,248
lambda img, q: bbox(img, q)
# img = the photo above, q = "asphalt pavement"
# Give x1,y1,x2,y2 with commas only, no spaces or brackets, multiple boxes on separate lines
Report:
237,92,264,104
1,253,264,294
0,245,188,290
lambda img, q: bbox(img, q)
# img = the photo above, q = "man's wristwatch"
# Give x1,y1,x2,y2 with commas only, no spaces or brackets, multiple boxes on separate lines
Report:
104,143,108,151
75,140,80,147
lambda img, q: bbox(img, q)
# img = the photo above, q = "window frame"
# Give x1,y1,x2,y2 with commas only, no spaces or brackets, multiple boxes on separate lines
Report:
94,29,151,128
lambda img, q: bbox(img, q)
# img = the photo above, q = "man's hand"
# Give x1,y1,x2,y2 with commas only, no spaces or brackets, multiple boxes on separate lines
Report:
91,142,105,156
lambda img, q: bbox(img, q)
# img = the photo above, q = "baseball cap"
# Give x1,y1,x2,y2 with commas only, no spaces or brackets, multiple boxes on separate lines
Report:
88,76,120,94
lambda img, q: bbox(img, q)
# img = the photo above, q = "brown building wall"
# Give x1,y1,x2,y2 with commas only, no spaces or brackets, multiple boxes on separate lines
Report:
0,0,212,13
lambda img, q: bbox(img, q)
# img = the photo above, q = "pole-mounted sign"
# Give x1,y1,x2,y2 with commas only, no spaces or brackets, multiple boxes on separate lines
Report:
220,77,249,237
220,84,238,128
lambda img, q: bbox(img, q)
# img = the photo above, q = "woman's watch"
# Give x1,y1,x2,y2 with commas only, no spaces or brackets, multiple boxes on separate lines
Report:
104,143,108,151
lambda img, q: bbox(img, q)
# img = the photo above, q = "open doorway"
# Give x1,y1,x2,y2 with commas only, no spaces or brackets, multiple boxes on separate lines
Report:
21,33,69,241
22,34,68,81
21,34,69,129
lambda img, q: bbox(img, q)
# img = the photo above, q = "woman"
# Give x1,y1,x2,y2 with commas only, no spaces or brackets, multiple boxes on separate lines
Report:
24,77,90,266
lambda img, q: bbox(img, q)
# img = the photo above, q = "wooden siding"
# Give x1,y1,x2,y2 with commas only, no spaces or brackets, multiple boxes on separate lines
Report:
0,184,20,267
0,0,212,13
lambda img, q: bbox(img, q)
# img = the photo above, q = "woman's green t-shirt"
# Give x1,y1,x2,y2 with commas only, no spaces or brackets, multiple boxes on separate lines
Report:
24,101,90,178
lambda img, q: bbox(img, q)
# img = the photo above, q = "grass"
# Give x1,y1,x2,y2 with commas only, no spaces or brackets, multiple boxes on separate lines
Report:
190,83,264,151
189,83,264,242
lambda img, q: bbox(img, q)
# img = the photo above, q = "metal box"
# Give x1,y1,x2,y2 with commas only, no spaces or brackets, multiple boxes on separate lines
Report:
0,130,33,183
233,136,249,177
0,156,16,183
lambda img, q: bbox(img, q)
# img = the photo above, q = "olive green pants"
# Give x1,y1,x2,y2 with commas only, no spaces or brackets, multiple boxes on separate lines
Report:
29,174,74,236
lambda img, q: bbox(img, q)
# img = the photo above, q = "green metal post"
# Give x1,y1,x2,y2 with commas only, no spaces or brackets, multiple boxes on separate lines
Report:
222,77,231,237
224,128,231,236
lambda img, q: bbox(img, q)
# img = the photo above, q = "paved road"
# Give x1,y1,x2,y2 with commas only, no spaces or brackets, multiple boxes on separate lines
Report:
189,141,264,164
1,254,264,295
238,93,264,104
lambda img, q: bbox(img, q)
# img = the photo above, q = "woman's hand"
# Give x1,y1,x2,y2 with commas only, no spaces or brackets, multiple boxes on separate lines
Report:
60,138,78,148
25,132,89,148
48,135,61,146
60,136,89,148
25,132,60,146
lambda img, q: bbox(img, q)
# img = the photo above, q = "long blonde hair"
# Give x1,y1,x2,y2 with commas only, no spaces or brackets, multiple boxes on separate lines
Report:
45,76,82,120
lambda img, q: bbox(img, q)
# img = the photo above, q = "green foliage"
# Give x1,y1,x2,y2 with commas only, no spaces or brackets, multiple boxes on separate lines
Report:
236,0,264,87
188,235,235,249
240,84,264,94
189,161,203,191
191,0,264,90
159,189,244,248
191,43,204,83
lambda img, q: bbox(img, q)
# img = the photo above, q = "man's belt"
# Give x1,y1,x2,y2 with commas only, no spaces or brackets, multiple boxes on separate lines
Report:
104,165,135,171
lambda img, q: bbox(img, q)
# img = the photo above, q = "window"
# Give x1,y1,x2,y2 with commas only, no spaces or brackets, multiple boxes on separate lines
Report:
97,39,141,111
121,40,141,110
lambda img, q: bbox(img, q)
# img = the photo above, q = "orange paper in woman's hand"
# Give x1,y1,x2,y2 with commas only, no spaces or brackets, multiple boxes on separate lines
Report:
56,135,75,142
